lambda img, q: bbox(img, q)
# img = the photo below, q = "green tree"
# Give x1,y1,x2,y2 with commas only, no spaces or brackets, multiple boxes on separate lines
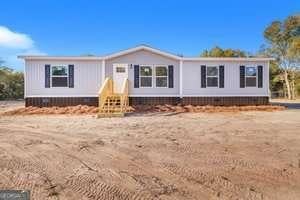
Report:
0,61,24,100
200,46,247,57
263,14,300,99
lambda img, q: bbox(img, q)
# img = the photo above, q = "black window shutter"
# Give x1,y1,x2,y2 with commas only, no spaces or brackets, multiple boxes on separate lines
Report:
134,65,139,88
68,64,74,88
168,65,174,88
257,65,263,88
45,64,51,88
219,65,224,88
240,66,245,88
201,65,206,88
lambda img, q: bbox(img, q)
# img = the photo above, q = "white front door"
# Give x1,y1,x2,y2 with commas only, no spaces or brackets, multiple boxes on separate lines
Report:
113,64,129,93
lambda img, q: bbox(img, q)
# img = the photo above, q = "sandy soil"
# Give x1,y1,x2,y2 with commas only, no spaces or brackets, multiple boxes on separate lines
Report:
270,98,300,103
0,100,24,113
0,107,300,199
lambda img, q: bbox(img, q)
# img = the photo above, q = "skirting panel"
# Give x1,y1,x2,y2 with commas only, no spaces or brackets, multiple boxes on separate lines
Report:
129,96,269,106
129,97,181,105
182,96,269,106
25,97,98,107
25,96,269,107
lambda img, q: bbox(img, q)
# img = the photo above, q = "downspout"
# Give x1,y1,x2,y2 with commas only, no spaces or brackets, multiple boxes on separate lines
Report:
102,59,106,84
179,59,183,98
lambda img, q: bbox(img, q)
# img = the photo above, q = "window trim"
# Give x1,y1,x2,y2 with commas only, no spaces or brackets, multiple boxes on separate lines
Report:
116,66,126,73
206,66,219,88
155,65,168,88
245,66,257,87
139,65,153,88
50,65,69,87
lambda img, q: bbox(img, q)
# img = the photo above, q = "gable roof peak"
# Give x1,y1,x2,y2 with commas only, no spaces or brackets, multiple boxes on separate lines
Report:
103,44,182,60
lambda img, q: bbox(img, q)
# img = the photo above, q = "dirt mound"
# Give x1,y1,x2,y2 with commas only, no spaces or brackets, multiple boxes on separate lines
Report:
130,104,286,113
1,104,285,116
2,105,99,116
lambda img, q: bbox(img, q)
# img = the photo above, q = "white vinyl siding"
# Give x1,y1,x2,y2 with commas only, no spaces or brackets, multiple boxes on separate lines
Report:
25,60,103,97
24,48,270,98
105,49,179,96
182,61,269,96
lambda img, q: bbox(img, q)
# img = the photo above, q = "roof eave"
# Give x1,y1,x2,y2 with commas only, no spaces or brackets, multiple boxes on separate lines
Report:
18,55,104,61
103,45,182,60
182,57,275,61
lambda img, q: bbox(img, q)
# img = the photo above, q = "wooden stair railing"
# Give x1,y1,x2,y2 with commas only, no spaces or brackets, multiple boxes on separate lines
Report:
98,77,113,112
120,78,129,113
98,78,129,118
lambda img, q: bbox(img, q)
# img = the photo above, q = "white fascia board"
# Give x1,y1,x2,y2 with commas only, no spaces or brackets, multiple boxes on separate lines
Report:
18,56,104,61
182,57,275,62
26,95,99,98
103,45,182,60
181,94,269,97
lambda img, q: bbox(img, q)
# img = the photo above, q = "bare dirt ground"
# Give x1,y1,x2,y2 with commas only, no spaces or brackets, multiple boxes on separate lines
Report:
0,103,300,199
0,100,24,113
270,98,300,109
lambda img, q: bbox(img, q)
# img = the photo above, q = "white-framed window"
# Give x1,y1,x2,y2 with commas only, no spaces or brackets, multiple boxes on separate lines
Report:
51,65,68,87
140,65,153,88
116,66,126,73
206,66,219,87
155,65,168,88
245,66,257,87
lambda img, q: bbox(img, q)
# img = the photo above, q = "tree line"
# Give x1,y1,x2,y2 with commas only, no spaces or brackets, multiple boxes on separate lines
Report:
0,60,24,100
201,14,300,99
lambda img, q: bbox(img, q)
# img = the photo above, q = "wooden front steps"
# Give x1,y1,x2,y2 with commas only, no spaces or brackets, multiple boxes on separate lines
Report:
97,78,129,118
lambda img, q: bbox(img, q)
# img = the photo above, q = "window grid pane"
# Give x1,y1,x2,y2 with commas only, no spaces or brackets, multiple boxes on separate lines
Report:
140,77,152,87
116,67,126,73
246,67,257,76
140,66,152,76
207,77,218,87
156,77,168,87
156,66,167,76
246,77,256,87
52,77,68,87
52,66,68,76
207,66,218,76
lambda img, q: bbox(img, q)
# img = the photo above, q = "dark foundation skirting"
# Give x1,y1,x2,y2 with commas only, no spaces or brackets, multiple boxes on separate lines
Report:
129,97,181,105
182,96,269,106
25,97,98,107
129,96,269,106
25,96,269,107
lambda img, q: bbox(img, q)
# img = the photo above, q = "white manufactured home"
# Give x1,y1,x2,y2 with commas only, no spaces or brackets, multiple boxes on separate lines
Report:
19,45,272,108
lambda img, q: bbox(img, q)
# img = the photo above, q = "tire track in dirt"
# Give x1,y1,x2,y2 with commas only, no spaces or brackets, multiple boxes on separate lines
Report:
164,142,295,184
65,172,154,200
119,171,188,199
198,155,294,184
0,167,53,200
162,163,264,200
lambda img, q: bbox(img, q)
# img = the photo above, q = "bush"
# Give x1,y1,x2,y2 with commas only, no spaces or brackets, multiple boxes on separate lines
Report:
0,67,24,100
